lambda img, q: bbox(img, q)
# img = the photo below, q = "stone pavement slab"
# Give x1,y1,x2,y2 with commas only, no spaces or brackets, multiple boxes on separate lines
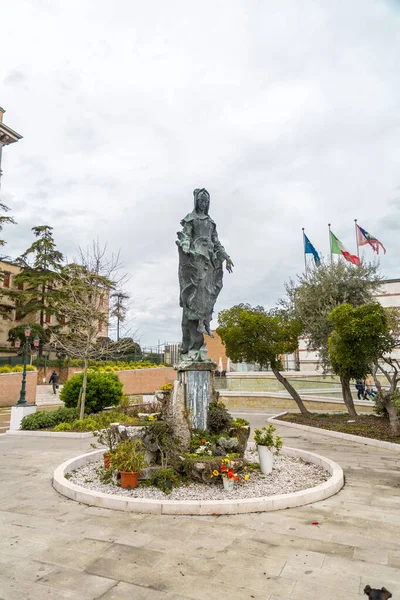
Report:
0,411,399,599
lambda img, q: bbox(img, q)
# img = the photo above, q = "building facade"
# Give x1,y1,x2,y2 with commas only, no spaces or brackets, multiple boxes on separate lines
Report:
0,107,23,188
0,260,109,351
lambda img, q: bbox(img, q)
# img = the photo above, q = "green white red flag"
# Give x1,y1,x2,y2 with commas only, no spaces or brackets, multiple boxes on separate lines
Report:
330,231,360,265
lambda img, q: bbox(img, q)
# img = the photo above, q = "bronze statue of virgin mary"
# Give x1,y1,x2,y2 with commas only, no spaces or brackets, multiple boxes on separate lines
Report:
176,188,233,362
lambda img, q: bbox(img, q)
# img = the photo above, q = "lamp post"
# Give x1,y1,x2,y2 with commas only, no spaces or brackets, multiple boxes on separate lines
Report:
14,326,39,406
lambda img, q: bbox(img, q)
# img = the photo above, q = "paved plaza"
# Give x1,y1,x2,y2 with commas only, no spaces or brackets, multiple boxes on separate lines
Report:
0,412,399,600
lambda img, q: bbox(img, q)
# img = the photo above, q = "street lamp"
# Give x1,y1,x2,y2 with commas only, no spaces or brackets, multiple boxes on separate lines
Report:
14,327,39,406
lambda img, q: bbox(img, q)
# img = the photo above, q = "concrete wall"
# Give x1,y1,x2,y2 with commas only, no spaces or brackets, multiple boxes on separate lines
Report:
0,371,37,407
219,392,374,413
116,367,176,395
41,366,177,395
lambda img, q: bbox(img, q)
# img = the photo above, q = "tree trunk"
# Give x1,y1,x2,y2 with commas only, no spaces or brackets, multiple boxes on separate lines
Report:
383,394,399,436
271,366,311,416
340,376,358,417
79,356,88,420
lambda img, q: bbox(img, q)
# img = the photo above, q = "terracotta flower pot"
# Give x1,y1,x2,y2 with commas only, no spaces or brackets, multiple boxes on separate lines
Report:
104,453,110,469
120,471,139,489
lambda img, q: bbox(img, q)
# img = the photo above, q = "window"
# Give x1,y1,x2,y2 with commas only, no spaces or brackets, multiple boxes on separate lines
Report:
45,313,51,324
15,311,22,321
3,273,10,288
18,282,24,291
60,315,66,325
99,294,104,308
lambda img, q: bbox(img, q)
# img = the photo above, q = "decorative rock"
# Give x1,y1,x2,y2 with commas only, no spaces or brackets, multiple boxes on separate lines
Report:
171,380,190,451
68,454,330,501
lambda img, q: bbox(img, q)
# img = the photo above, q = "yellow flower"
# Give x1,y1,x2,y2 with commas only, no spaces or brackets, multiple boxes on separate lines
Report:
243,466,247,471
244,474,250,481
213,470,219,477
210,474,214,478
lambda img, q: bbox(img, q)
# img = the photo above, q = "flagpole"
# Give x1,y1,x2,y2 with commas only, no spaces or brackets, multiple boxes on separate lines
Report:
328,223,332,264
302,227,307,271
354,218,359,258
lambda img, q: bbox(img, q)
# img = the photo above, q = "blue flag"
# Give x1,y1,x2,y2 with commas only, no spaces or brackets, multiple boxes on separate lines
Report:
303,233,321,266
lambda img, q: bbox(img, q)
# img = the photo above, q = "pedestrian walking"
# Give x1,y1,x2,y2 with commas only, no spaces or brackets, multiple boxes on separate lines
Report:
355,379,366,400
49,370,59,394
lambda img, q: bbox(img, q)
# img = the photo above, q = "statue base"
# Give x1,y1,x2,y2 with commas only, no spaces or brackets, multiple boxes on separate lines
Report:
177,361,217,430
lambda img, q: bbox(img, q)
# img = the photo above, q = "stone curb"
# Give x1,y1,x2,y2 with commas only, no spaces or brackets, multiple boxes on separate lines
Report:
53,446,344,515
6,430,93,438
269,411,400,452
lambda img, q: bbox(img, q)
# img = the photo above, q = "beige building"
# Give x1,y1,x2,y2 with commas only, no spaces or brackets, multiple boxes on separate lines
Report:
298,278,400,371
0,259,109,351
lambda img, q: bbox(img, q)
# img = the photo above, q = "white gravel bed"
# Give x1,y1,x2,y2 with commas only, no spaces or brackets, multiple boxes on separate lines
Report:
67,455,329,501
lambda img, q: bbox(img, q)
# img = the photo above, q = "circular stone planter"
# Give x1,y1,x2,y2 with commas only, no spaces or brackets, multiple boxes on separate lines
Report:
53,446,344,515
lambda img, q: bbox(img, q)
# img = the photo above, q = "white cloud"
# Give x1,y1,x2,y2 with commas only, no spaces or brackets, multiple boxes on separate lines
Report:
1,0,400,346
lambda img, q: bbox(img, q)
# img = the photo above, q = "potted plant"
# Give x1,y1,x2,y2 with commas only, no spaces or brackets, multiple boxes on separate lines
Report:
210,458,239,491
94,426,118,468
110,439,147,489
253,425,283,475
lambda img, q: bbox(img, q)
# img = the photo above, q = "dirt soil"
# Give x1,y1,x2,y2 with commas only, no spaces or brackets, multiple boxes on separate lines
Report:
277,413,400,444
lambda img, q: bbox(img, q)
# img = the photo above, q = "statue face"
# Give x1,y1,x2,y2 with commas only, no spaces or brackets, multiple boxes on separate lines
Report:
195,189,210,213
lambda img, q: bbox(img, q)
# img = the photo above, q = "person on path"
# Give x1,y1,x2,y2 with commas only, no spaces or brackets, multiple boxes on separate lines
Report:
49,371,59,394
355,379,366,400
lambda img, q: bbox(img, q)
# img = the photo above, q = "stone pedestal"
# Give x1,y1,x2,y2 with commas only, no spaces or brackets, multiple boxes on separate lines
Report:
9,404,36,431
178,361,217,430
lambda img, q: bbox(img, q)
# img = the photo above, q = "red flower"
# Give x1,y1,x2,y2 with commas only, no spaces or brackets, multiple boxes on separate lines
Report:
234,474,239,482
221,465,227,471
227,471,234,479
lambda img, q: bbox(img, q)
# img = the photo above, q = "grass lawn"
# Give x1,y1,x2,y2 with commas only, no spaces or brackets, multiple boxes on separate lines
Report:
277,413,400,444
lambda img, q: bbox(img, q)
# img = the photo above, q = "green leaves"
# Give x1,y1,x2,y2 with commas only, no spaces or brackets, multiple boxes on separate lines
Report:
217,304,302,369
328,302,395,380
284,259,382,369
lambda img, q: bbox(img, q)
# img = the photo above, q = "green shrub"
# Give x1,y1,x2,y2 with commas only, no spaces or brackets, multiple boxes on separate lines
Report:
146,467,183,494
374,390,400,417
52,410,137,432
207,401,232,434
53,422,74,432
0,365,12,373
20,407,78,430
159,382,174,392
12,365,23,372
21,411,54,430
60,372,123,413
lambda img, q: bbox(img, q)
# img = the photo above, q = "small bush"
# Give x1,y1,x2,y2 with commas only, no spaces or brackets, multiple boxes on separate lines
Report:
11,365,23,372
60,372,123,413
20,407,77,430
146,467,183,494
21,411,54,430
207,401,232,434
53,422,74,432
0,365,12,373
159,382,174,392
374,391,400,417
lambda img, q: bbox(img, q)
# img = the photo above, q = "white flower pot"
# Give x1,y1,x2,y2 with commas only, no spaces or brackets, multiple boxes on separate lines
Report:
223,477,235,491
257,445,274,475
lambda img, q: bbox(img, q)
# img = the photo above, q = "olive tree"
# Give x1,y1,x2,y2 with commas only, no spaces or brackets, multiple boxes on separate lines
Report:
284,259,382,416
217,304,310,416
328,302,399,434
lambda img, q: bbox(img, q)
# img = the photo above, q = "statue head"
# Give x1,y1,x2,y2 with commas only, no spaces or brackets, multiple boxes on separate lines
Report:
193,188,210,215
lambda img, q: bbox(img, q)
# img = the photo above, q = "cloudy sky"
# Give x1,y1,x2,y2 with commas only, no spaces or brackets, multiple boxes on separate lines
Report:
1,0,400,348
